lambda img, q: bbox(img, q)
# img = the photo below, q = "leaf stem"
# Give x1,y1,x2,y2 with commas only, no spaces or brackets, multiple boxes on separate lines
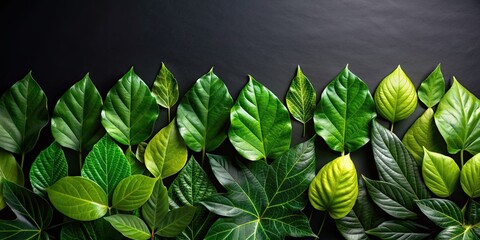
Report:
315,212,327,239
460,150,464,168
167,107,171,122
79,150,83,171
20,152,25,169
302,122,306,138
151,229,155,240
201,147,206,167
390,122,394,132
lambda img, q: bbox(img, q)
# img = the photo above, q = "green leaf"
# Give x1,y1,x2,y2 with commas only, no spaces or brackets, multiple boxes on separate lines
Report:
51,74,104,152
436,225,480,240
177,69,233,153
112,175,157,211
461,154,480,198
0,72,49,154
422,149,460,197
286,66,316,125
467,200,480,225
418,64,445,108
104,214,151,240
81,135,131,198
61,222,97,240
30,142,68,197
309,154,358,219
142,180,169,231
152,62,179,110
0,150,24,210
366,220,430,240
435,78,480,155
125,148,146,175
416,198,463,228
156,206,196,237
374,65,417,123
202,138,316,239
314,65,376,153
144,119,187,178
102,67,159,146
0,220,43,240
92,218,125,240
136,142,147,163
47,176,108,221
228,75,292,161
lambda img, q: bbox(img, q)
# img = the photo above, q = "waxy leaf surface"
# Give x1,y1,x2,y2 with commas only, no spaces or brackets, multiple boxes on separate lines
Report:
422,149,459,197
418,64,445,108
30,142,68,197
112,175,156,211
461,154,480,198
416,198,463,228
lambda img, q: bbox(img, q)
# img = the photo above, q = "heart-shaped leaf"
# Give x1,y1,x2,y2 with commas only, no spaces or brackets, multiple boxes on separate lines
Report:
366,220,430,240
112,175,157,211
29,142,68,197
51,74,104,152
467,200,480,225
0,220,44,240
374,65,417,123
422,149,460,197
228,75,292,161
309,154,358,219
286,66,316,135
152,62,179,121
61,222,97,240
177,69,233,154
156,205,196,238
144,119,187,178
416,198,463,228
418,64,445,108
0,150,24,210
104,214,150,240
0,72,49,154
142,180,168,231
102,68,159,146
436,225,480,240
47,176,108,221
435,78,480,155
461,154,480,198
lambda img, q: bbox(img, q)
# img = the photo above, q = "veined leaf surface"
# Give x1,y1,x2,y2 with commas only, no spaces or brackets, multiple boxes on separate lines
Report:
416,198,463,228
286,66,316,131
0,150,24,210
461,154,480,198
422,149,459,197
104,214,150,240
112,175,156,211
418,64,445,108
30,142,68,197
152,62,179,119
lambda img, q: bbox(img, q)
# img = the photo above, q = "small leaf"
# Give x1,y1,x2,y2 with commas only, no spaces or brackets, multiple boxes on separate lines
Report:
422,149,460,197
436,225,480,240
47,176,108,221
286,66,316,125
0,72,49,154
0,150,24,210
418,64,445,108
112,175,157,211
0,220,42,240
416,198,463,228
156,205,196,237
152,62,179,110
374,65,417,123
366,220,430,240
104,214,150,240
142,180,169,231
461,153,480,198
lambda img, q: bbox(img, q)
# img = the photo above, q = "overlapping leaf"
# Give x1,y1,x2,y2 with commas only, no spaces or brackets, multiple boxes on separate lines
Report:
142,180,169,231
152,62,179,120
104,214,151,240
156,206,196,237
61,222,97,240
416,198,463,228
366,220,430,240
0,150,24,210
467,200,480,225
422,149,459,197
436,225,480,240
461,154,480,198
112,175,156,211
286,66,316,135
30,142,68,197
0,220,46,240
418,64,445,108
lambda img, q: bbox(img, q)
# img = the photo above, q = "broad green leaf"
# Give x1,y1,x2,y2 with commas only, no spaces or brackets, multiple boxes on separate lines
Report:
422,149,459,197
156,206,196,237
142,180,169,231
202,138,316,239
104,214,150,240
0,150,24,210
228,75,292,161
0,220,43,240
47,176,108,221
436,225,480,240
286,66,316,130
461,153,480,198
374,65,417,123
152,62,179,113
0,72,49,154
112,175,157,211
30,142,68,197
144,119,187,178
314,66,376,153
366,220,430,240
61,222,97,240
101,68,159,146
418,64,445,108
51,74,104,152
125,148,146,175
81,135,131,198
467,200,480,225
435,78,480,155
136,142,147,163
177,69,233,153
416,198,463,228
309,154,358,219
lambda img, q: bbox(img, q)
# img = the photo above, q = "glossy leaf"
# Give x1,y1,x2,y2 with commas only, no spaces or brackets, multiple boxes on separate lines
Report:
156,206,196,237
136,142,147,163
309,154,358,219
228,75,292,161
47,176,108,221
61,222,97,240
435,78,480,155
102,68,159,146
125,148,146,175
177,69,233,153
418,64,445,108
286,66,316,126
104,214,150,240
152,62,179,110
314,66,376,153
461,154,480,198
416,198,463,228
112,175,157,211
144,119,187,178
467,200,480,225
0,72,49,154
0,220,43,240
436,225,480,240
366,220,430,240
30,142,68,197
0,150,24,210
51,74,104,152
374,65,417,123
92,218,124,240
142,180,169,231
422,149,459,197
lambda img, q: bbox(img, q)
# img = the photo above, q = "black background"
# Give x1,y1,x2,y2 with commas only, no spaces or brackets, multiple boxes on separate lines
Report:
1,0,480,239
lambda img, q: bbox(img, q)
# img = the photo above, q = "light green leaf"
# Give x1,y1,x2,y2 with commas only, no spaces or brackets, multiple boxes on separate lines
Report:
461,153,480,198
228,75,292,161
144,119,187,178
101,67,159,146
47,176,108,221
366,220,430,240
416,198,463,228
436,225,480,240
422,149,459,197
314,65,376,153
374,65,417,123
0,220,43,240
104,214,150,240
0,72,49,154
51,74,104,152
142,180,168,231
0,150,24,210
112,175,157,211
152,63,179,115
435,78,480,155
156,206,196,237
286,66,316,132
30,142,68,197
418,64,445,108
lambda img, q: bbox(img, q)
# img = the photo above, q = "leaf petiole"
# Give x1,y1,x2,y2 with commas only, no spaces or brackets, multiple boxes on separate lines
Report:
315,212,327,239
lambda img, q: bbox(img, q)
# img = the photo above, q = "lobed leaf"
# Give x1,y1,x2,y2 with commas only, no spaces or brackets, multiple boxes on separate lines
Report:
30,142,68,197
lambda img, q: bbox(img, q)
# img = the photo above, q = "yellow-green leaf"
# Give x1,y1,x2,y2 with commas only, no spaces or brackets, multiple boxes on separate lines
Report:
461,154,480,198
286,66,316,134
0,150,24,210
422,149,459,197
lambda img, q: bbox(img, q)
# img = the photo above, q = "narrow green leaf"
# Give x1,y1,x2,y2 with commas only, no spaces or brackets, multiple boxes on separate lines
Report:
61,222,97,240
286,66,316,125
142,180,169,231
461,154,480,198
152,62,179,110
104,214,151,240
436,225,480,240
0,220,42,240
416,198,463,228
112,175,157,211
366,220,430,240
418,64,445,108
30,142,68,197
422,149,460,197
0,150,24,210
156,205,196,237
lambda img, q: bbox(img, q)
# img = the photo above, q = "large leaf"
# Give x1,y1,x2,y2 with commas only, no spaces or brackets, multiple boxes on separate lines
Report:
104,214,150,240
29,142,68,197
416,198,463,228
366,220,430,240
434,78,480,155
0,220,45,240
177,69,233,153
51,74,104,152
374,65,417,123
461,153,480,198
152,62,179,120
156,206,196,237
201,138,316,239
0,72,49,154
61,222,97,240
101,68,159,146
47,176,108,221
144,119,187,178
0,150,24,210
309,154,358,219
142,180,169,231
228,76,292,161
436,225,480,240
112,175,157,211
418,64,445,108
314,66,376,153
286,66,316,132
422,149,459,197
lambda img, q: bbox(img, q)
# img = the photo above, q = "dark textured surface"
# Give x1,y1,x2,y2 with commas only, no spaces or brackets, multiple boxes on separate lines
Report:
1,0,480,238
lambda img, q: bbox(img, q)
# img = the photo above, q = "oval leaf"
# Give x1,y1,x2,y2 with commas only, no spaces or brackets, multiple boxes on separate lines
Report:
286,66,316,126
228,76,292,161
422,149,460,197
112,175,157,211
104,214,150,240
156,205,196,238
418,64,445,108
142,180,168,231
0,150,24,210
416,198,463,228
461,153,480,198
152,62,179,112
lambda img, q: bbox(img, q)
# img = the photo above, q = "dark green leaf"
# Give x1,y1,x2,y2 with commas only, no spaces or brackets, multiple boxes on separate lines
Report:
0,150,24,210
142,180,169,231
104,214,151,240
467,200,480,225
92,218,125,240
418,64,445,108
366,220,430,240
61,222,97,240
0,220,43,240
461,154,480,198
30,142,68,197
416,198,463,228
152,62,179,111
156,205,196,237
112,175,157,211
436,225,480,240
286,66,316,125
422,149,459,197
125,148,146,175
